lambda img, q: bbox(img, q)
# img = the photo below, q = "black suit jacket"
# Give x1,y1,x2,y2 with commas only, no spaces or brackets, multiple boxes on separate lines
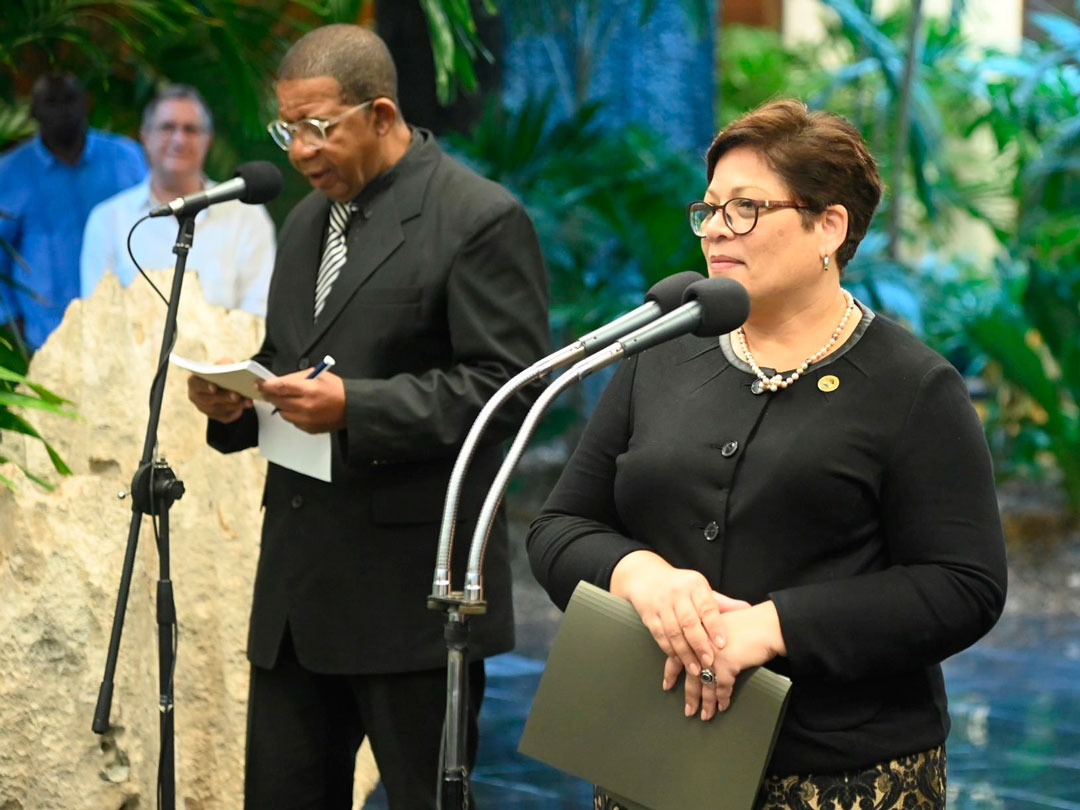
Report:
210,130,549,674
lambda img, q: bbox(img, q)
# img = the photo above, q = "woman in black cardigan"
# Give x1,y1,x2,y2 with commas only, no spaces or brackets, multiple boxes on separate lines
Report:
527,100,1007,809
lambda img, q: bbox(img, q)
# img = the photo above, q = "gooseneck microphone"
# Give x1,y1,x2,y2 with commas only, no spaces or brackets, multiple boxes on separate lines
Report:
429,274,745,809
431,270,704,599
571,270,706,362
619,275,751,357
149,160,283,218
462,276,750,603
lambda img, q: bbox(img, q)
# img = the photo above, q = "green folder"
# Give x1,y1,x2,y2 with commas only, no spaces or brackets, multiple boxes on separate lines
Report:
519,581,791,810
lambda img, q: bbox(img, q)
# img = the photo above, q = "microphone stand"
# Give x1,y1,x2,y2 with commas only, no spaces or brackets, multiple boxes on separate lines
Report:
92,213,197,810
462,290,735,597
428,349,617,809
426,299,682,810
428,275,739,809
427,359,574,810
465,346,620,605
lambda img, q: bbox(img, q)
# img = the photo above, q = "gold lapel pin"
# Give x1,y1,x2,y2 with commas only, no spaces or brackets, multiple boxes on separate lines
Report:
818,375,840,392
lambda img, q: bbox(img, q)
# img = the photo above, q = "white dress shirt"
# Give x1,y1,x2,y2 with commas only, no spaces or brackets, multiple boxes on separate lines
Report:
80,178,276,316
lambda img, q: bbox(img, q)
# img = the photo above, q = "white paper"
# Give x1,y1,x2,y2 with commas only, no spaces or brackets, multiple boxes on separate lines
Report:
253,400,332,482
169,354,275,400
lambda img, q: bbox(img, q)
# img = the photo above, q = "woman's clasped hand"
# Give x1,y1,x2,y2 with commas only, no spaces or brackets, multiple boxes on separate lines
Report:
610,549,785,720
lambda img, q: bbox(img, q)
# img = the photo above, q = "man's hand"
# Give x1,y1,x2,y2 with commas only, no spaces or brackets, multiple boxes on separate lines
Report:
186,358,252,423
257,368,346,433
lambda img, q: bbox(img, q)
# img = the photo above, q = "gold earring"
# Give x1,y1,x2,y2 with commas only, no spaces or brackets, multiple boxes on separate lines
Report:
823,255,831,272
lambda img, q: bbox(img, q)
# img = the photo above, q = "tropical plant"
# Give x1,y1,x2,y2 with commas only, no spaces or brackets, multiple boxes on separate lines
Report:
947,9,1080,511
0,98,34,147
443,90,703,435
445,92,701,341
718,24,828,127
0,333,76,489
810,0,1013,244
415,0,499,103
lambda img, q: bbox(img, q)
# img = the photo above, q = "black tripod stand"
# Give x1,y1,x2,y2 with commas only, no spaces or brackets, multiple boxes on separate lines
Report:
92,213,197,810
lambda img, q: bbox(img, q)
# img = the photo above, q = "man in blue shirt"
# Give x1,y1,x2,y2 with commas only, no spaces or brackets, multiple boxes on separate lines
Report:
0,74,148,350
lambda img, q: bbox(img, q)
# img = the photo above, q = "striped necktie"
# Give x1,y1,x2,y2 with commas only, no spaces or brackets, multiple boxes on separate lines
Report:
314,201,355,320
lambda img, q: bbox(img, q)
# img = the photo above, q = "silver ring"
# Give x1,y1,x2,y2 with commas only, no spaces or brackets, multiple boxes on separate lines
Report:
700,668,716,684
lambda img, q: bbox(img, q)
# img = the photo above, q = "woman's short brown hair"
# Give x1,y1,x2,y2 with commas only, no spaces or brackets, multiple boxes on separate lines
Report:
705,99,883,270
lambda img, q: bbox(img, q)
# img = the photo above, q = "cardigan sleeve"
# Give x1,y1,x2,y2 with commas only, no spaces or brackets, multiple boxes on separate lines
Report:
527,357,654,610
769,362,1008,681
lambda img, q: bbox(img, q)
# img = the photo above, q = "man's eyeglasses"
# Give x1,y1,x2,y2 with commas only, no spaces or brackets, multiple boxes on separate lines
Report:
686,198,810,237
267,100,374,151
148,122,207,138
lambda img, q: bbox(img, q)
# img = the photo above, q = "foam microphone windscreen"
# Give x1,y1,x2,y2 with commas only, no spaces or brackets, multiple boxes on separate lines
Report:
235,161,283,205
682,277,751,336
644,270,706,313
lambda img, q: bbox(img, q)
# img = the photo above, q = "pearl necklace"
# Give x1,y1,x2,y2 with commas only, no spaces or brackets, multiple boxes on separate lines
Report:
735,290,856,392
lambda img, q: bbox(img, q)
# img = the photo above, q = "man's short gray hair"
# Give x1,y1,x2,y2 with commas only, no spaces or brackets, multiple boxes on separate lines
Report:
277,24,398,105
141,84,214,133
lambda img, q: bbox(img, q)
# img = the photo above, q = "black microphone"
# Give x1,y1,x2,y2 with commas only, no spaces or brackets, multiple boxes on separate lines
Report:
149,161,283,218
527,270,705,378
461,276,750,604
619,276,750,357
431,270,704,599
575,270,704,356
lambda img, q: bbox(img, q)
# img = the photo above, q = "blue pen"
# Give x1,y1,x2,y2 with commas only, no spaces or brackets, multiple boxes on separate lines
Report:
271,354,336,415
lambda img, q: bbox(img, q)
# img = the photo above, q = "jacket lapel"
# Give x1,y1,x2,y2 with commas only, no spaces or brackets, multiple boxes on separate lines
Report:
300,200,403,354
299,131,438,355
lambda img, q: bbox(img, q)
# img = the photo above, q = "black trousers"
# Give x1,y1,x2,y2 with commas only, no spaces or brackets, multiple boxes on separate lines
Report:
244,627,486,810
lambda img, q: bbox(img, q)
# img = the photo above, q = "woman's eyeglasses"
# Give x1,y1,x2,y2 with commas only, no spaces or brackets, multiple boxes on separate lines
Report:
686,198,810,236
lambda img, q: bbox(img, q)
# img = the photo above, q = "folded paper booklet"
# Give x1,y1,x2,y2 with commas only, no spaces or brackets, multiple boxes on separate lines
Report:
169,354,331,482
169,354,275,401
519,581,791,810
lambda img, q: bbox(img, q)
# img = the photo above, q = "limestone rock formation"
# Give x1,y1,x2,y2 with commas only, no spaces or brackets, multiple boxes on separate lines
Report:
0,271,378,809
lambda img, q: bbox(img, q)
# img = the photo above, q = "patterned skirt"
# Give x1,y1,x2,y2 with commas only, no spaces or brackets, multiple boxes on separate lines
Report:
594,745,946,810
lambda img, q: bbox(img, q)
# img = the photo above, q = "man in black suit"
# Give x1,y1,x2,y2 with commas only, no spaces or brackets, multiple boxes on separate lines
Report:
186,24,549,810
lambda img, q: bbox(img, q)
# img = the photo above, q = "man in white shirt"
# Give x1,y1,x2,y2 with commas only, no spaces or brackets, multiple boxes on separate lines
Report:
81,85,275,316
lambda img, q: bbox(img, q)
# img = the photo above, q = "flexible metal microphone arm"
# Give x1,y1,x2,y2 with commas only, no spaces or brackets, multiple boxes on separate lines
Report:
430,304,665,597
463,343,625,603
431,273,745,810
460,276,750,603
431,344,578,597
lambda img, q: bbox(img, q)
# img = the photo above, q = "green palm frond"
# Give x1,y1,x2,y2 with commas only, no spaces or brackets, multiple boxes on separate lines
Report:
0,98,35,150
0,361,76,490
